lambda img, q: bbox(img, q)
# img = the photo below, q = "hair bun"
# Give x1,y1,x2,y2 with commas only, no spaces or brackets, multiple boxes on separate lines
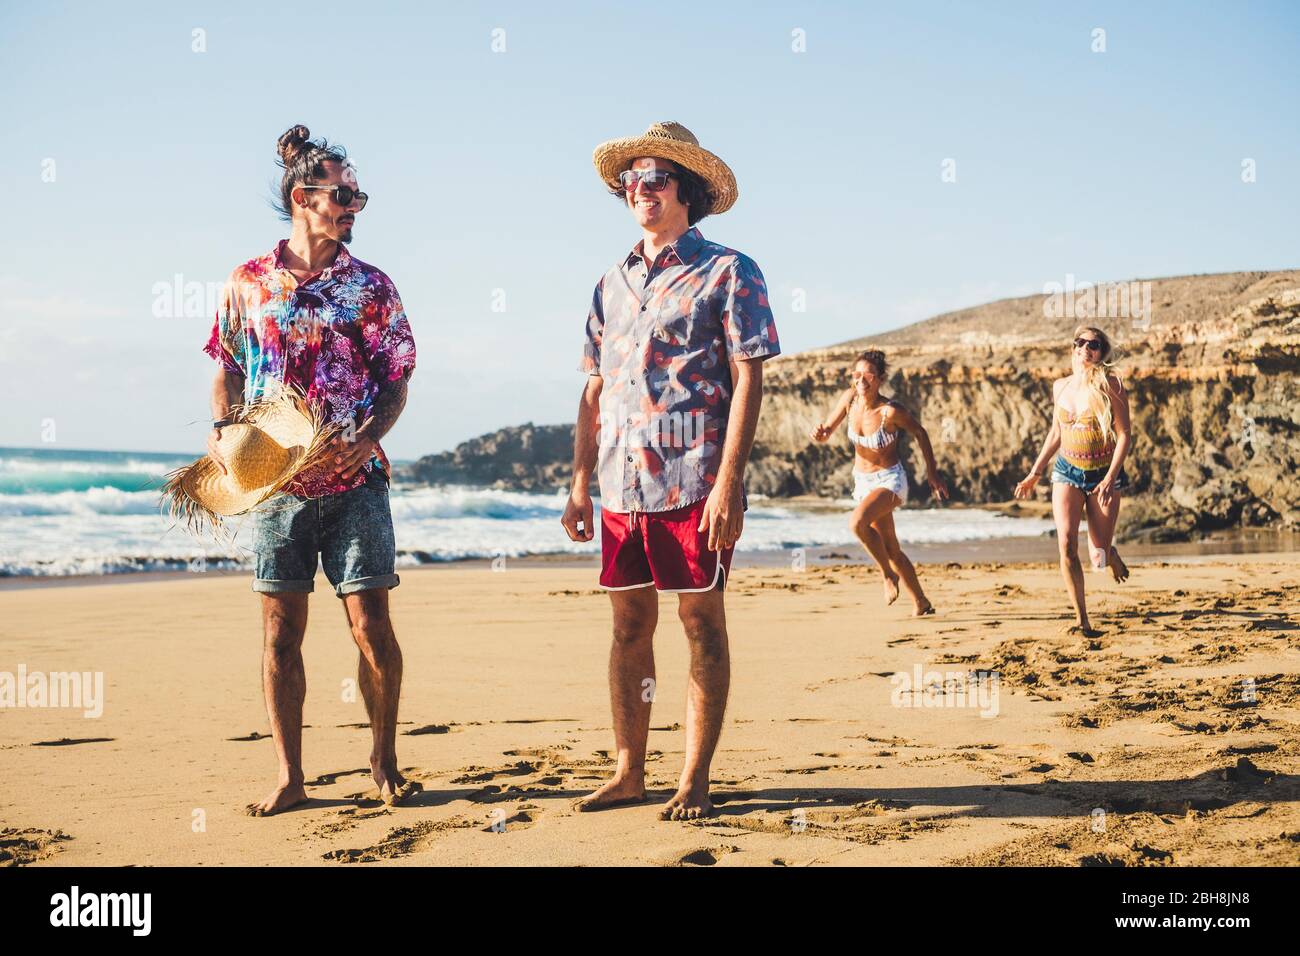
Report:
277,125,311,163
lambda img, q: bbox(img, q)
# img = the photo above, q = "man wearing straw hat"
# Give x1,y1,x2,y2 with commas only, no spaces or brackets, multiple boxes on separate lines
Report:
561,122,781,820
174,125,418,816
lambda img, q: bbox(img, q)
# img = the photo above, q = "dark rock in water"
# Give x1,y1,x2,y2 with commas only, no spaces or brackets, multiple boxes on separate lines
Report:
396,422,585,493
397,272,1300,540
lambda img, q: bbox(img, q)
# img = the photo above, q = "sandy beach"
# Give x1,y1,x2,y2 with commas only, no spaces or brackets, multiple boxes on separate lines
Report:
3,554,1298,867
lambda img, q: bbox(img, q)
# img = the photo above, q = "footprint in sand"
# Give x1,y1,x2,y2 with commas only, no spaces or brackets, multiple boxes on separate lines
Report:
322,817,477,863
481,804,540,833
672,845,742,866
0,827,73,866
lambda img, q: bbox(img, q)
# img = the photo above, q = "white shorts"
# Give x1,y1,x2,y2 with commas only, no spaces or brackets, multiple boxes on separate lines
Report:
852,463,909,506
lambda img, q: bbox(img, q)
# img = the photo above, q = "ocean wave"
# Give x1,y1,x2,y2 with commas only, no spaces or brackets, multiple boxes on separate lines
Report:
388,484,568,521
0,479,1055,577
0,454,185,475
0,487,164,516
0,450,188,495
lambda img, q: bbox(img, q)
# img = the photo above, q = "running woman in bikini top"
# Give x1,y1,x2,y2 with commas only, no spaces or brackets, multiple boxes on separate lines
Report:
847,392,900,455
810,349,949,617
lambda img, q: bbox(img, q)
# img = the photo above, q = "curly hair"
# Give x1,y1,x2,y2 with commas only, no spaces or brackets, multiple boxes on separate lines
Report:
854,349,888,377
272,124,350,222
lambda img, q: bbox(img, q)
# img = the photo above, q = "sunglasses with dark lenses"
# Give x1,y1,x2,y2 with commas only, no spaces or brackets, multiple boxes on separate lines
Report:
618,169,677,192
1073,337,1102,352
300,184,368,210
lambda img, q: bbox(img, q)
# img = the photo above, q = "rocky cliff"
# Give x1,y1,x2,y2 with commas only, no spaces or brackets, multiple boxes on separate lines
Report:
398,270,1300,541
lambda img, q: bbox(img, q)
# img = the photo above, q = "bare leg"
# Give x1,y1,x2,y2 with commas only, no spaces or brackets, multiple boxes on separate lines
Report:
1052,482,1095,633
573,586,657,811
342,588,414,805
1085,489,1128,583
660,587,730,821
850,488,901,605
246,593,310,816
876,509,933,615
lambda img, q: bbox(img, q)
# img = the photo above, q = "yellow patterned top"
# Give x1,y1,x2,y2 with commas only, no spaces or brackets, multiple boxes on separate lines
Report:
1056,405,1114,470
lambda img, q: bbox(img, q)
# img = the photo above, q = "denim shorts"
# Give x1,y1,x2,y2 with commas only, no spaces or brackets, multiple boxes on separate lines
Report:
250,467,400,597
1051,458,1129,495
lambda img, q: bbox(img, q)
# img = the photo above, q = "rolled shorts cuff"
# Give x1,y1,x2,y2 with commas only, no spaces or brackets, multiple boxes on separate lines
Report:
1051,460,1129,494
252,578,315,594
334,573,401,598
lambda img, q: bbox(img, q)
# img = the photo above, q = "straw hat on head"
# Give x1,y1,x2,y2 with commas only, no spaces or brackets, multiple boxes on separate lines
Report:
161,386,336,538
593,121,738,215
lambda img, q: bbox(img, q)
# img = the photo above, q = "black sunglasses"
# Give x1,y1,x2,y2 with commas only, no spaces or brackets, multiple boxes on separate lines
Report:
1073,337,1102,352
618,169,678,193
299,184,368,210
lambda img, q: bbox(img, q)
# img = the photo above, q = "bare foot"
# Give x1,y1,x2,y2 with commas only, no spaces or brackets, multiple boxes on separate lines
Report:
1108,548,1129,584
912,599,936,617
658,785,714,821
244,781,308,817
572,774,647,812
1063,623,1104,638
883,573,900,606
373,765,422,806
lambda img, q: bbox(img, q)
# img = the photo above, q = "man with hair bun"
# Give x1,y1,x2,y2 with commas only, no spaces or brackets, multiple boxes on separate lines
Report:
203,125,419,816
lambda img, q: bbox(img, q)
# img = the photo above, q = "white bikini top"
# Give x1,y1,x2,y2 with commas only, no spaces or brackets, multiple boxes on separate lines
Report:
848,396,898,450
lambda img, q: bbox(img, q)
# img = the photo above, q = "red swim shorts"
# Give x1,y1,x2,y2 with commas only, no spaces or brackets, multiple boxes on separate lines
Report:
599,498,734,592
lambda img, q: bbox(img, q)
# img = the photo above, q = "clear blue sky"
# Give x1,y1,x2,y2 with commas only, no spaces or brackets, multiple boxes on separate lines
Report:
2,0,1297,458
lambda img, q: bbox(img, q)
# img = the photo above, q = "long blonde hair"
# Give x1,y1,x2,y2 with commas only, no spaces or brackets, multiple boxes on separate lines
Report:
1073,325,1118,441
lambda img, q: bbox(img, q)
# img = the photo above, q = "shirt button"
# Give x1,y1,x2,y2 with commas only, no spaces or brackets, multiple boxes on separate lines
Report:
626,455,633,463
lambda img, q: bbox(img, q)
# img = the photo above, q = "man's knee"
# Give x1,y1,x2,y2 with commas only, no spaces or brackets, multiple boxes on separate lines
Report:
611,615,655,647
350,607,396,655
610,589,657,645
262,599,306,654
678,607,727,658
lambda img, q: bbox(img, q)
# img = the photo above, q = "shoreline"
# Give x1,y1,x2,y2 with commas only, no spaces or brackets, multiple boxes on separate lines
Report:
1,529,1295,592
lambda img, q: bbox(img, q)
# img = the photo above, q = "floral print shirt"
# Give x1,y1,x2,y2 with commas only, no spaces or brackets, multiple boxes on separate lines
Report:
204,240,416,496
580,227,780,512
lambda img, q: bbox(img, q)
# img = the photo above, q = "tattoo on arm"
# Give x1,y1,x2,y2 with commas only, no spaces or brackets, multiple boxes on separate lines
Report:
360,374,409,443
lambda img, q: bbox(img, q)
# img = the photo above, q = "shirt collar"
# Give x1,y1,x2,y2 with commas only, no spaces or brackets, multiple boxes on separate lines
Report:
625,226,705,270
271,239,352,282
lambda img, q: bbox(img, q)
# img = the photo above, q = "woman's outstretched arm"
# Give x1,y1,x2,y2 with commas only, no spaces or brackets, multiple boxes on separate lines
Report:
810,388,854,443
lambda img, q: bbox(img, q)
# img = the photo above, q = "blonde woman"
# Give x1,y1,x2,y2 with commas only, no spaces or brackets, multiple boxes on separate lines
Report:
812,350,948,616
1015,326,1132,636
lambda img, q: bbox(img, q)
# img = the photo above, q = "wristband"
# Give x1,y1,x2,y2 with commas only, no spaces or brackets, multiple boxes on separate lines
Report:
212,418,234,429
